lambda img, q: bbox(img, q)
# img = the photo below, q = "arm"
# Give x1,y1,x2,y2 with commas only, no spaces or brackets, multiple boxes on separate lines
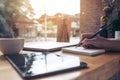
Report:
106,40,120,51
81,33,120,51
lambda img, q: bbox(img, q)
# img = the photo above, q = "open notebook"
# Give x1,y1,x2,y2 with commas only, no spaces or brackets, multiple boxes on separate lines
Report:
62,47,105,56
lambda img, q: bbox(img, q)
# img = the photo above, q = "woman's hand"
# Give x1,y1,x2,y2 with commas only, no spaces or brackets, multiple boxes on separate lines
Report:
80,33,94,42
79,33,120,51
80,33,107,49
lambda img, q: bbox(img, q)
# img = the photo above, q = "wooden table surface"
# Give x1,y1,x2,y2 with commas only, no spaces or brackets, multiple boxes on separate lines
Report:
0,51,120,80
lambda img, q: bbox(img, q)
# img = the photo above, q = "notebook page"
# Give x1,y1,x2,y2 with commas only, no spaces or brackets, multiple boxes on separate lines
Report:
62,47,105,56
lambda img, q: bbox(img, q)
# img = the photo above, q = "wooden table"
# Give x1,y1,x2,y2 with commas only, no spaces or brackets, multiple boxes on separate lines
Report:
0,51,120,80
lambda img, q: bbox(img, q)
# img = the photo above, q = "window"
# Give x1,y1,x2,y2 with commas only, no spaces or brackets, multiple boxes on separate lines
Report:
0,0,80,43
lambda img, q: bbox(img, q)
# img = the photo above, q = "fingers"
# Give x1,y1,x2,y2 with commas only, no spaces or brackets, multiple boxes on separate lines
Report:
80,33,93,41
81,38,93,45
81,38,97,49
82,44,97,49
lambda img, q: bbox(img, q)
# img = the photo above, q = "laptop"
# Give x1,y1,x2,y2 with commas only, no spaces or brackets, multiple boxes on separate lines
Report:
24,42,77,52
5,52,87,79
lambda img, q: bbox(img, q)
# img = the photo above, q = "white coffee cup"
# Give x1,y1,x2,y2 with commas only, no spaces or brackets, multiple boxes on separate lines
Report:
0,38,24,55
115,31,120,40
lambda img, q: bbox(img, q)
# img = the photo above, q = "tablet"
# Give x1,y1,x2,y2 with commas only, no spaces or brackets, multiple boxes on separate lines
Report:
5,52,87,79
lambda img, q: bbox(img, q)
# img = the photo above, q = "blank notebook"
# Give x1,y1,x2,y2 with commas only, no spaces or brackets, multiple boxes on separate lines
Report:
62,47,105,56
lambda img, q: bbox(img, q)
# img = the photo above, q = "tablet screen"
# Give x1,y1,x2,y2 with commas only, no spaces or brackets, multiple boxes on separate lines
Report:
6,52,87,79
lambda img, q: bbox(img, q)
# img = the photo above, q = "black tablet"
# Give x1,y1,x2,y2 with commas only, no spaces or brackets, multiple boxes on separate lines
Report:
5,52,87,79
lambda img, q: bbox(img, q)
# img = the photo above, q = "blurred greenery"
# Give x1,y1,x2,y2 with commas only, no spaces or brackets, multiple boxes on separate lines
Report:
0,0,33,37
42,21,55,31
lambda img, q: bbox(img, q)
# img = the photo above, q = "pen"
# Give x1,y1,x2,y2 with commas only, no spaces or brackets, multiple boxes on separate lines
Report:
76,21,114,47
